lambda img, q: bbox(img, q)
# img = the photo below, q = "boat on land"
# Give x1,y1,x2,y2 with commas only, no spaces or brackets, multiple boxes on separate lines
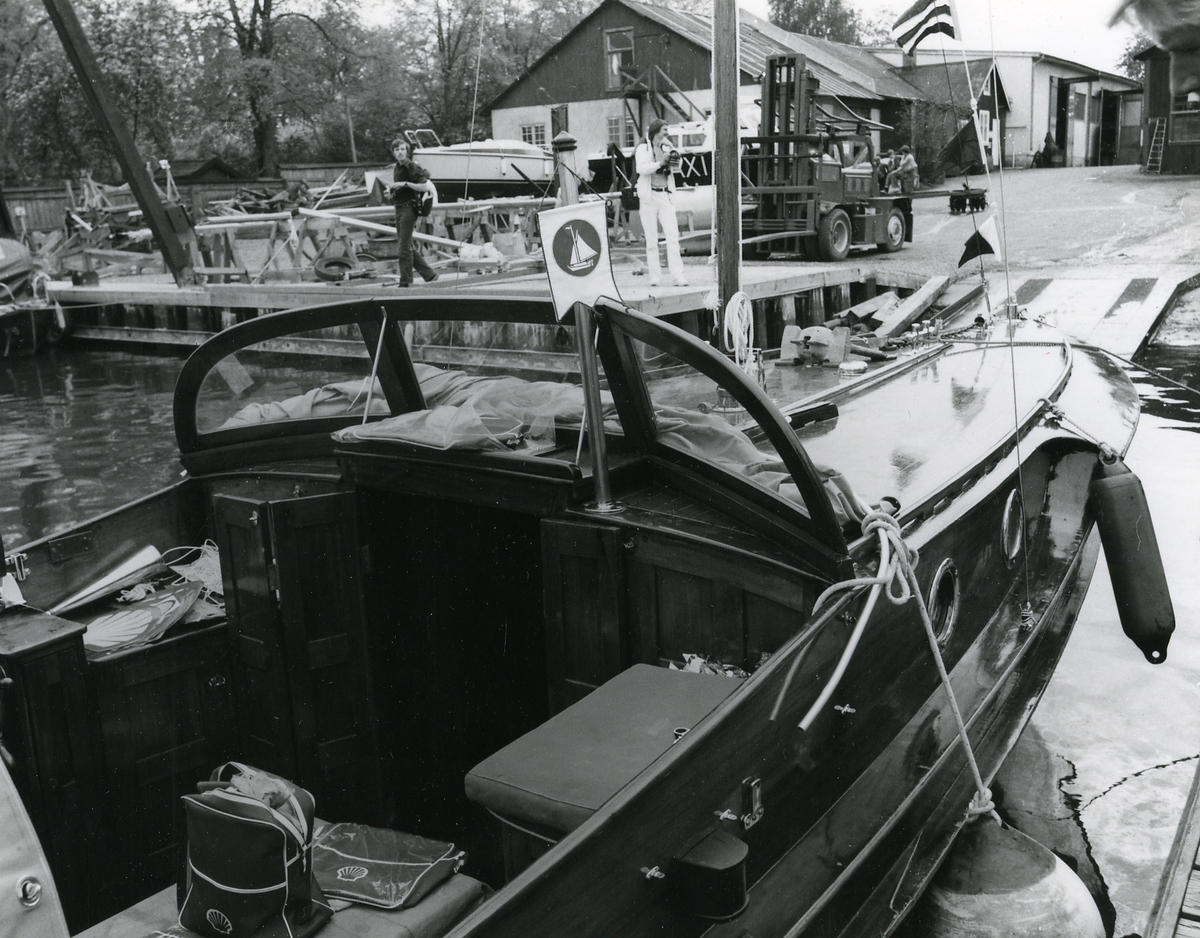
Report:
0,281,1167,937
364,130,556,203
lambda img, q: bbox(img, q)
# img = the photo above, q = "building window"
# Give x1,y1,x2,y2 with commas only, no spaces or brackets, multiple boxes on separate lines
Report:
607,116,637,148
521,124,547,147
1171,94,1200,143
605,28,634,91
1071,92,1086,120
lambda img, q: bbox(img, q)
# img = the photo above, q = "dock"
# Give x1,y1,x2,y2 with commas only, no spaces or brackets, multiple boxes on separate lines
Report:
1147,757,1200,938
44,260,926,351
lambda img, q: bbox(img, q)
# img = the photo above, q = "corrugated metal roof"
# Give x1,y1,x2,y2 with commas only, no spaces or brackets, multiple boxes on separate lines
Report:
622,0,888,101
738,11,926,101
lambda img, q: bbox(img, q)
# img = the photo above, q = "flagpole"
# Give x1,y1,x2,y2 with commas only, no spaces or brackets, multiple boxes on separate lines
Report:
552,131,619,513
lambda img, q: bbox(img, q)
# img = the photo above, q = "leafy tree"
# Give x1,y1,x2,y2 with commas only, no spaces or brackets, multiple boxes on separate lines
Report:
1117,30,1153,84
769,0,864,44
0,0,48,183
5,0,204,184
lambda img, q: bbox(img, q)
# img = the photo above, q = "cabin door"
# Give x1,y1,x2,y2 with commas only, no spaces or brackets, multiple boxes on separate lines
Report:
212,492,380,820
541,520,627,713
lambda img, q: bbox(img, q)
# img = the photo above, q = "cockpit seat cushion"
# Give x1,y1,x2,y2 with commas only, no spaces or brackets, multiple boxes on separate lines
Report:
465,664,742,837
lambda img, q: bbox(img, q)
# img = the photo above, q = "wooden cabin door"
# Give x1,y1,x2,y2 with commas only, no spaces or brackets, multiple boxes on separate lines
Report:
212,494,298,778
213,492,380,821
541,519,627,713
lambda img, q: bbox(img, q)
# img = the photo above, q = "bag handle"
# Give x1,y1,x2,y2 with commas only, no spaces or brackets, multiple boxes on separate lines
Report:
204,762,310,844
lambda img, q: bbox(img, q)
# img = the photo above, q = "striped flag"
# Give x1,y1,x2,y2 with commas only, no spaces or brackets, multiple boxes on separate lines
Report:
892,0,959,56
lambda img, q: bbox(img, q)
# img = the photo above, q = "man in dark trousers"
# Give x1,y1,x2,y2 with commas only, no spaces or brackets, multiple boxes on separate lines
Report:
389,137,438,285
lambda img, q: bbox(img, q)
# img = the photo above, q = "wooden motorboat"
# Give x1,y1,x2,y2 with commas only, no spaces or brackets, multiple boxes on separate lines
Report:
0,290,1159,938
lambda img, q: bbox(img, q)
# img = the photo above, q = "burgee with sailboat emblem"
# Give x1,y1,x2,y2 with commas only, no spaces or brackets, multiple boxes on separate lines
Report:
538,200,620,321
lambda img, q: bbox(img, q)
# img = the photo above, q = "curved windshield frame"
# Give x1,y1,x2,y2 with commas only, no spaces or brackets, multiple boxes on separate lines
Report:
596,300,848,556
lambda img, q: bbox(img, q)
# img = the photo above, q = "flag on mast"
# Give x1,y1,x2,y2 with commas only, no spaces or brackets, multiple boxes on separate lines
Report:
891,0,959,56
958,214,1004,267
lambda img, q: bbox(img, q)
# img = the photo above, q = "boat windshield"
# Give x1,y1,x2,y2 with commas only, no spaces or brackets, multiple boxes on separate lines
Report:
195,324,391,434
630,340,864,527
194,318,594,452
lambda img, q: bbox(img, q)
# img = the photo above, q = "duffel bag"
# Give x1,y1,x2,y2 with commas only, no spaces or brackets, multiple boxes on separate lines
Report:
179,762,332,938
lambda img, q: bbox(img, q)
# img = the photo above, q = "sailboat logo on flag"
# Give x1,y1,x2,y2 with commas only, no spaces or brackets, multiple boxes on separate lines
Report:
553,220,601,276
539,200,621,321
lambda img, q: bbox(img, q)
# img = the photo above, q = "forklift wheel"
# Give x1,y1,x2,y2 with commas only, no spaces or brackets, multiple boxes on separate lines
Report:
818,209,851,262
879,207,905,253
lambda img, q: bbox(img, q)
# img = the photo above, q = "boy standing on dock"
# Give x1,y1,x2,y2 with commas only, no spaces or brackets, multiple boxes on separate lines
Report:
389,137,439,286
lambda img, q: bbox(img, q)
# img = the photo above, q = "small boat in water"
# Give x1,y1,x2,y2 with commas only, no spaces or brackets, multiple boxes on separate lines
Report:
0,285,1168,937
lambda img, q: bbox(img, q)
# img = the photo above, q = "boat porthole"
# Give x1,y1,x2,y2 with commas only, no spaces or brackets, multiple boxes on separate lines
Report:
1002,489,1024,567
927,560,959,648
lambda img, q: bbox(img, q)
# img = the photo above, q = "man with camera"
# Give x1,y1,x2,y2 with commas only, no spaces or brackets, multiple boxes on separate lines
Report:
634,119,689,288
389,136,439,286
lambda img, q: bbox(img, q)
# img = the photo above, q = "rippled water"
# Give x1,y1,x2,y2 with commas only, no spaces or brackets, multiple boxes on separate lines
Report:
0,348,186,550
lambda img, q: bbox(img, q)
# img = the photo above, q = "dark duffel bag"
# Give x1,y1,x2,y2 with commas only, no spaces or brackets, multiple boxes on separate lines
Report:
179,762,332,938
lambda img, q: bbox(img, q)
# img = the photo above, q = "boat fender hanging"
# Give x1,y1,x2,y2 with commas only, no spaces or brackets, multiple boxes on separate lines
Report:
913,821,1104,938
1088,448,1174,664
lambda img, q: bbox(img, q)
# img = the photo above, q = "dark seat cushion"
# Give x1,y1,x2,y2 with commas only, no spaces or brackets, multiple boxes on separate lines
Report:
465,664,742,835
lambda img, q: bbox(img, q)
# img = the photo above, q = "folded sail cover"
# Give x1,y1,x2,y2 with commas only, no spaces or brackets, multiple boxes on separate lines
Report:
892,0,958,55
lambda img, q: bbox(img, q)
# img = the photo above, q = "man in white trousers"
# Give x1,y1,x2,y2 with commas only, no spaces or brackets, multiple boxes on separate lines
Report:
635,118,689,287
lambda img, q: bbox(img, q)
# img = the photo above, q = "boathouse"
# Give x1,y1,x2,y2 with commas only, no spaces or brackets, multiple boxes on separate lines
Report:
874,48,1142,167
1135,45,1200,174
488,0,929,162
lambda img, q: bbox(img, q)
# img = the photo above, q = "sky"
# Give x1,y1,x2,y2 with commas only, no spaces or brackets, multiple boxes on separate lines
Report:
739,0,1141,72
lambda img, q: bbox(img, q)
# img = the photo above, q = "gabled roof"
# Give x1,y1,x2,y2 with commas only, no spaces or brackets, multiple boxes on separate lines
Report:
738,10,926,101
491,0,929,111
904,59,1010,110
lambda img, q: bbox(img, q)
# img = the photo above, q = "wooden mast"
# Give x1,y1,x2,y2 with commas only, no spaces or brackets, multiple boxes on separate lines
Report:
713,0,742,344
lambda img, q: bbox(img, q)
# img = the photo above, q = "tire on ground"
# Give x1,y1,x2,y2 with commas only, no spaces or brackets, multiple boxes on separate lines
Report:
879,207,905,253
314,255,357,282
818,208,852,262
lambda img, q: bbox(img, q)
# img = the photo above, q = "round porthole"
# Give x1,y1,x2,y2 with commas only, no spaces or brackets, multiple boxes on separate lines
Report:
1002,489,1024,567
927,559,959,648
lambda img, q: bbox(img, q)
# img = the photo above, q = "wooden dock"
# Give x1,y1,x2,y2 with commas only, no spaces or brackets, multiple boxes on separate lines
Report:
45,260,926,351
1147,757,1200,938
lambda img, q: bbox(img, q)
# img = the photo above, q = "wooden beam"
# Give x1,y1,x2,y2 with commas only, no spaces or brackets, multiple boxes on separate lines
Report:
41,0,194,286
875,276,950,338
712,0,741,345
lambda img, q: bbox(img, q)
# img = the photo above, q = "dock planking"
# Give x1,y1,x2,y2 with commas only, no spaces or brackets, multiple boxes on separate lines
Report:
1146,757,1200,938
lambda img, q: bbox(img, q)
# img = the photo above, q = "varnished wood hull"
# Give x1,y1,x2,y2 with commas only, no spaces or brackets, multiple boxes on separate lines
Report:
0,296,1142,937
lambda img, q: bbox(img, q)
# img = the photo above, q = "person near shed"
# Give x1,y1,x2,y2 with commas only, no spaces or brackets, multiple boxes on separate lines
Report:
635,119,688,287
888,145,919,194
389,137,438,286
877,149,895,191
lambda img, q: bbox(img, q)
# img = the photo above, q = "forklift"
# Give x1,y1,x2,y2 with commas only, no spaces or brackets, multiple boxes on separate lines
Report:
741,55,911,262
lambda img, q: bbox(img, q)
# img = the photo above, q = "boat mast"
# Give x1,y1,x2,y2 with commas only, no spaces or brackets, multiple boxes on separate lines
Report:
713,0,742,341
552,132,619,513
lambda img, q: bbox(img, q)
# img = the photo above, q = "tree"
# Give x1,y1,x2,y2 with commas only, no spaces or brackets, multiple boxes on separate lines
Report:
0,0,48,183
1117,30,1153,84
769,0,864,44
5,0,206,184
